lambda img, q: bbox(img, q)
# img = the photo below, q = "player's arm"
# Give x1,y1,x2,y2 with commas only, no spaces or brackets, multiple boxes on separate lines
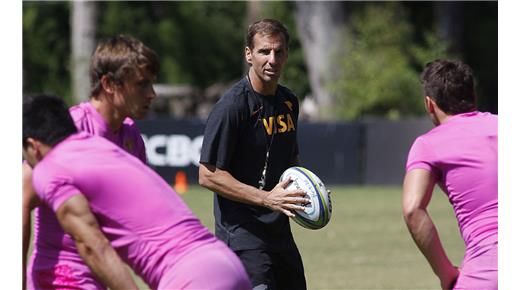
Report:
402,169,459,290
55,194,138,290
199,163,309,217
22,163,40,290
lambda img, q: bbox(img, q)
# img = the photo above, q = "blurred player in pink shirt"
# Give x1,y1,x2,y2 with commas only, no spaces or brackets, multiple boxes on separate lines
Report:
23,94,251,290
403,59,497,290
23,35,158,289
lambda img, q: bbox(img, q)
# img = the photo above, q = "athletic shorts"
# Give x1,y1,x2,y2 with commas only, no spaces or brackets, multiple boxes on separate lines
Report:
158,240,251,290
453,242,497,290
235,246,306,290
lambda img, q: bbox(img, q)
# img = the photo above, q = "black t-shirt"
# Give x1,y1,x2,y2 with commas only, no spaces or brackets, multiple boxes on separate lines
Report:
200,76,300,251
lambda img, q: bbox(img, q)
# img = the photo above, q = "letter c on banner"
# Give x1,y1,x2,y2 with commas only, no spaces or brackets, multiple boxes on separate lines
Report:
142,134,167,166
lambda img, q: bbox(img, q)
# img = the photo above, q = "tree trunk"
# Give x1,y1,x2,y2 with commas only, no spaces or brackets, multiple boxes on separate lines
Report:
434,2,463,55
294,2,346,120
71,1,96,102
243,1,262,73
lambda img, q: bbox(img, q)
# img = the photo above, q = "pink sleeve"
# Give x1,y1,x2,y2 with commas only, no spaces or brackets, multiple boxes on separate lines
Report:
34,174,82,212
406,137,439,179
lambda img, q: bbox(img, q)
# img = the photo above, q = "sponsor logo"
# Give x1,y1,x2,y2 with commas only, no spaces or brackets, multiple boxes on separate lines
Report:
141,134,203,167
262,113,296,135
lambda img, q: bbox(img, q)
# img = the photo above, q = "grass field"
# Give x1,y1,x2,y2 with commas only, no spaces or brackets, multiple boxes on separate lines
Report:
30,185,465,289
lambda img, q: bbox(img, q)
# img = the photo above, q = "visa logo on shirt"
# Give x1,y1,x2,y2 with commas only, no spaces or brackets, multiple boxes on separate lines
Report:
262,114,296,135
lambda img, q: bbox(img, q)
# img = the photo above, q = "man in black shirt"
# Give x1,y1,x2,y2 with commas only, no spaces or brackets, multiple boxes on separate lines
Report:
199,19,309,290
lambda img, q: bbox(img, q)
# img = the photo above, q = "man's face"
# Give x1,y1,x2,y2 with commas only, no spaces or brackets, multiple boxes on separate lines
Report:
246,33,288,86
113,67,157,120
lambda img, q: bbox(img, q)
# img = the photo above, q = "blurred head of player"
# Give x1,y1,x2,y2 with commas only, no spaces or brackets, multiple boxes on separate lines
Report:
420,59,477,125
245,19,290,92
90,35,160,120
22,94,77,167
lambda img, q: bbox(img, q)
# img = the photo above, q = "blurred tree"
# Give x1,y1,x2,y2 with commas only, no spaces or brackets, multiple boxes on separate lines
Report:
22,1,496,118
23,2,72,103
96,2,246,88
71,1,96,102
434,2,463,55
294,1,346,120
329,2,449,120
259,1,310,101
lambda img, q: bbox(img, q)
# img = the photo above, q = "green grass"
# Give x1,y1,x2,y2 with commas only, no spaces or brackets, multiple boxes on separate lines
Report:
30,185,465,289
289,186,464,290
141,185,463,290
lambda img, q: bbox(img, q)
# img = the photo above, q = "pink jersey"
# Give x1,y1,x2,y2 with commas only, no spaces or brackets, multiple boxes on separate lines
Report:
406,111,497,288
29,102,146,289
32,133,220,289
69,101,147,163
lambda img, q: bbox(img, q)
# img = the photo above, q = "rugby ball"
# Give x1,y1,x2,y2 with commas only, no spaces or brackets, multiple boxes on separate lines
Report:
279,166,332,230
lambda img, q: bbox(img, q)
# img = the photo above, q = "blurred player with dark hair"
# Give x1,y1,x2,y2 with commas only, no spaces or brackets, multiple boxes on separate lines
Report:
403,59,497,290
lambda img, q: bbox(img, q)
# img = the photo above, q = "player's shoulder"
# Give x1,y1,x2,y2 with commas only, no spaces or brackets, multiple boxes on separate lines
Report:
68,102,89,123
277,84,299,104
69,102,103,134
220,77,249,103
479,111,498,122
214,78,250,113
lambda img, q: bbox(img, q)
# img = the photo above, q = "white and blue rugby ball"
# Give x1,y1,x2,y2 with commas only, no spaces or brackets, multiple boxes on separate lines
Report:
280,166,332,230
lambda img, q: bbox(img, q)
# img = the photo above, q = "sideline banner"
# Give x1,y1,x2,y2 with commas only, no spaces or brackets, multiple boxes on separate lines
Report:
136,118,429,185
136,119,363,185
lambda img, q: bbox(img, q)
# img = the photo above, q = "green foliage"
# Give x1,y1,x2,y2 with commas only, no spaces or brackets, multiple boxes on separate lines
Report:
23,2,72,104
96,2,246,87
24,2,491,119
260,2,310,100
23,2,248,101
330,3,449,120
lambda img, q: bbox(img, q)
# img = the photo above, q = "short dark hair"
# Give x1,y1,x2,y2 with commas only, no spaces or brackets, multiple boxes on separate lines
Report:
420,59,477,115
90,35,160,97
246,19,290,50
23,94,78,148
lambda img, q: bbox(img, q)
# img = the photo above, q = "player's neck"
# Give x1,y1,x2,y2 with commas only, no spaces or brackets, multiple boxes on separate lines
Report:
437,113,450,124
431,109,450,126
248,70,277,96
89,97,124,133
426,97,450,126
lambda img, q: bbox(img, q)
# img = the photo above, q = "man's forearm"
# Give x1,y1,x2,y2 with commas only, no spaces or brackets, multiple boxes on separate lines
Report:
199,163,308,217
199,164,267,206
76,232,138,290
403,169,458,289
405,208,455,280
57,195,138,290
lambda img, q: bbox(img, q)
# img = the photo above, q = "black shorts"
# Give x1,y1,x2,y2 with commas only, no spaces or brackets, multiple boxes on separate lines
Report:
235,246,306,290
